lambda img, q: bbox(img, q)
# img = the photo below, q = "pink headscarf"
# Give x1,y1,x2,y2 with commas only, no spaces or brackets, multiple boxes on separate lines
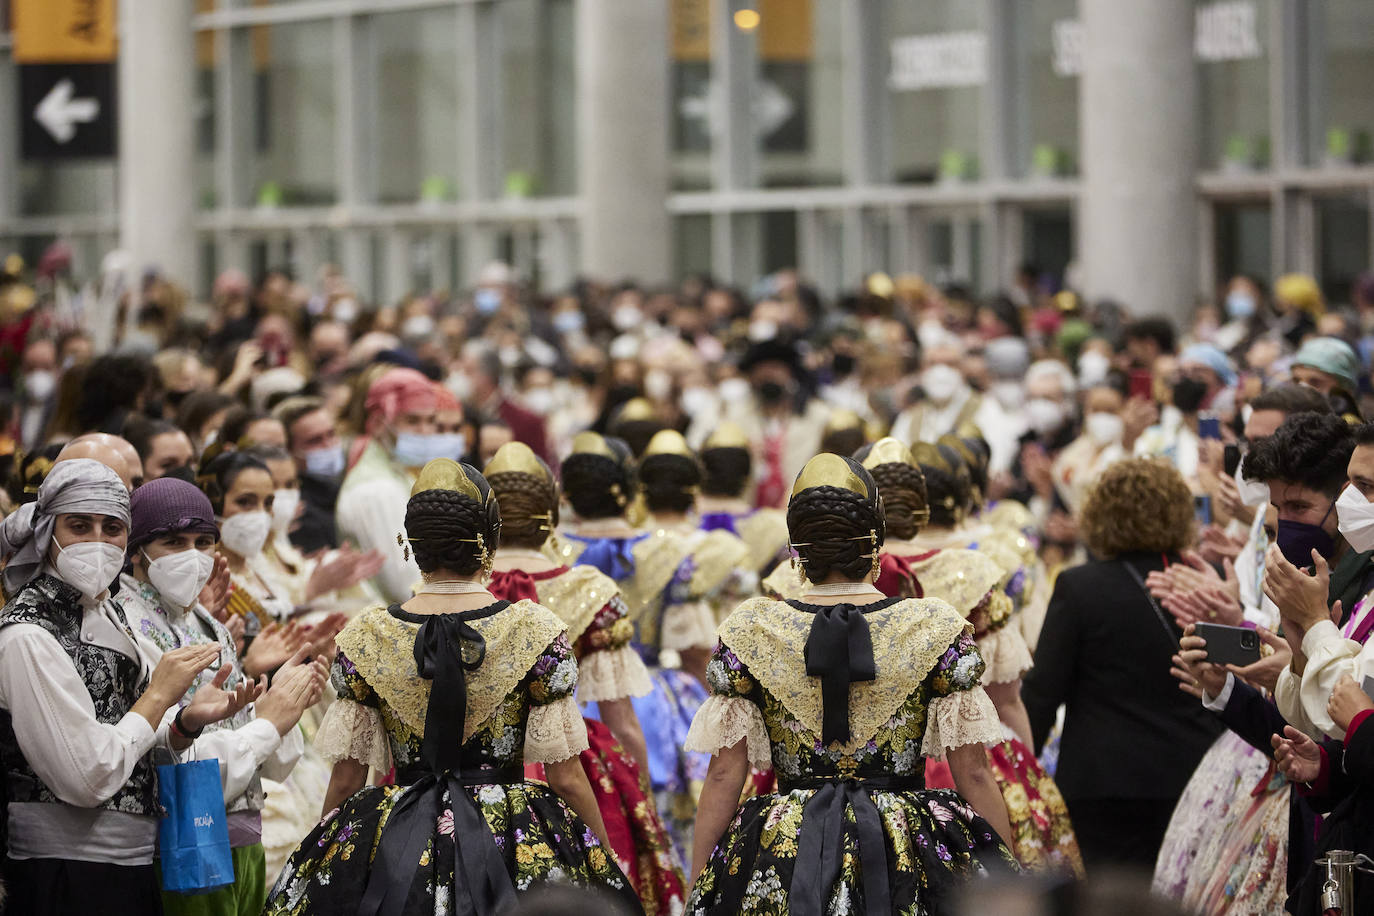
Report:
348,368,440,470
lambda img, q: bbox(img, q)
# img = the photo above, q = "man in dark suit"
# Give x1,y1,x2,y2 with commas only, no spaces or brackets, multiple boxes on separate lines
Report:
274,396,343,554
458,346,551,465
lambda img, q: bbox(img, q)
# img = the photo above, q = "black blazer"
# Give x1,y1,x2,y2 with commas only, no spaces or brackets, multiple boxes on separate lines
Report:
1022,552,1224,802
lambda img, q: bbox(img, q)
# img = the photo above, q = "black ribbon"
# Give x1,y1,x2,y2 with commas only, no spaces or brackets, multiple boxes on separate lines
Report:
802,603,876,746
783,774,922,916
359,604,517,916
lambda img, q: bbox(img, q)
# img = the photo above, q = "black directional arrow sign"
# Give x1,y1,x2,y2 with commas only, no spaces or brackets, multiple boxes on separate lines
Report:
20,63,117,160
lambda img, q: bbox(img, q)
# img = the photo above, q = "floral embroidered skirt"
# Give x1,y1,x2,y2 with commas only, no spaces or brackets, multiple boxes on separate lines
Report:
264,779,641,916
528,718,687,916
687,787,1016,916
1152,731,1288,915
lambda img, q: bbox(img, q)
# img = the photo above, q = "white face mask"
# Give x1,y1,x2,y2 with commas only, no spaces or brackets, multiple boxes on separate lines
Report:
446,372,473,402
53,540,126,601
644,369,674,402
681,386,717,418
219,510,271,558
1078,351,1112,388
1337,485,1374,553
612,305,643,332
271,488,301,535
922,364,965,404
990,380,1026,410
145,547,215,610
718,377,751,403
1084,411,1124,447
1234,456,1271,508
1026,398,1068,437
523,387,556,416
24,369,56,402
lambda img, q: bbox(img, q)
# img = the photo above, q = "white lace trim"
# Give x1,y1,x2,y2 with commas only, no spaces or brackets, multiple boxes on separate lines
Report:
524,695,590,763
683,695,772,770
576,645,653,704
976,626,1033,685
921,686,1003,756
659,599,719,653
313,698,391,771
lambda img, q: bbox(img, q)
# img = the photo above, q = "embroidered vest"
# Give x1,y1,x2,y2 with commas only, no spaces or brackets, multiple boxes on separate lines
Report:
0,576,159,816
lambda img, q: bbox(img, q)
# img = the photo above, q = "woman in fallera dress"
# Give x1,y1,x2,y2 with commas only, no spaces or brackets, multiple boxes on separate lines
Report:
264,459,639,916
683,453,1016,915
695,422,790,576
481,441,686,916
547,433,645,581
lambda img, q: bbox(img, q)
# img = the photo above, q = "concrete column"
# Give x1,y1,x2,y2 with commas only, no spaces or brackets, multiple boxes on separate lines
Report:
118,0,196,287
1079,0,1196,321
576,0,670,281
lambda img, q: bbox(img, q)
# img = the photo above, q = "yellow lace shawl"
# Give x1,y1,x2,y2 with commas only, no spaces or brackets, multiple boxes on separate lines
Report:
717,596,969,752
533,565,620,643
690,529,753,595
333,601,565,741
735,508,789,572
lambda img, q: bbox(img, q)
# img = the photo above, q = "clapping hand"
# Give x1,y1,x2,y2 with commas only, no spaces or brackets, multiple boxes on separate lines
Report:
1271,725,1322,784
254,646,330,736
1264,545,1335,633
305,546,385,602
243,620,309,679
199,552,231,620
1328,674,1374,734
181,665,267,733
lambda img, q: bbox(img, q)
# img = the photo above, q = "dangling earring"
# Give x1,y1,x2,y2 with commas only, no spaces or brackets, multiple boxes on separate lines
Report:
869,529,880,580
477,534,494,579
397,532,412,562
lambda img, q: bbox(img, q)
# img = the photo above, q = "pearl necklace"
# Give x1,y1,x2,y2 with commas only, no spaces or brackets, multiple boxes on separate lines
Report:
805,582,883,597
416,579,489,595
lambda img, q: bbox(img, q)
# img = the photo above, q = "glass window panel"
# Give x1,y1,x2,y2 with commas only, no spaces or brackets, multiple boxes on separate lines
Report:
1214,201,1271,282
1317,194,1369,306
674,214,712,279
1021,208,1074,282
756,0,842,189
760,210,798,272
1020,0,1078,177
498,0,576,198
1317,0,1374,166
195,20,217,210
1197,0,1269,171
374,7,462,205
670,0,712,191
885,1,984,184
248,20,337,206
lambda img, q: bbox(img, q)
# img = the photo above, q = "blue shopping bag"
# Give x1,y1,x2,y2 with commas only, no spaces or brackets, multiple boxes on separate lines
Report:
157,757,235,894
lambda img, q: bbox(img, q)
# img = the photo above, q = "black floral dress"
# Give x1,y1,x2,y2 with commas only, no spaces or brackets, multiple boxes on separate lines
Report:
264,601,641,916
686,597,1017,916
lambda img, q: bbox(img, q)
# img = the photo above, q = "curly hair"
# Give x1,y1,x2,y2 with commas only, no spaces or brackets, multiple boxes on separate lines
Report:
487,470,558,549
701,446,751,498
1080,458,1195,558
786,481,886,582
1243,411,1355,498
867,462,929,540
197,451,271,515
406,474,502,576
639,453,701,515
560,444,632,520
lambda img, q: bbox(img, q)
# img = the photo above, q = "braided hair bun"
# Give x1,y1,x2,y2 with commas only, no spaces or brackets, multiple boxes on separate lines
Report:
560,435,634,520
866,462,928,540
917,461,968,529
700,446,751,498
639,452,701,514
786,456,885,582
405,463,502,576
487,470,558,549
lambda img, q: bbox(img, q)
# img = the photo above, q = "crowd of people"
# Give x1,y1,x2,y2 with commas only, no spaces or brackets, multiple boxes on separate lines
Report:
0,247,1373,915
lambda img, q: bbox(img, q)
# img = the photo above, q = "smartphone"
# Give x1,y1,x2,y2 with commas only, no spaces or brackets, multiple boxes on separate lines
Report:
1194,494,1213,526
1223,444,1242,477
1194,623,1262,668
1363,675,1374,703
1128,369,1154,401
1199,416,1222,440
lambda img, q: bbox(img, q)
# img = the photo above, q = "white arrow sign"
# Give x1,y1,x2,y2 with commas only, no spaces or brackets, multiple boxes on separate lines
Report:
35,78,100,144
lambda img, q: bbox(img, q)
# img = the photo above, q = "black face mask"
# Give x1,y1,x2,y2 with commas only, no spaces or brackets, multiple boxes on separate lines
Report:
756,381,788,405
575,367,599,387
832,353,857,376
1172,377,1209,413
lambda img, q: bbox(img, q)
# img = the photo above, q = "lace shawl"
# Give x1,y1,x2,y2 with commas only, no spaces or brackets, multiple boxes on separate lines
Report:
689,529,754,596
576,644,653,703
333,601,565,741
735,508,789,572
533,565,621,643
718,596,968,752
622,529,695,620
976,613,1033,685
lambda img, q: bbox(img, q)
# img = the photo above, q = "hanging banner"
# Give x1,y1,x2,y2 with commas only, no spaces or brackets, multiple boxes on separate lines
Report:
889,31,987,91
